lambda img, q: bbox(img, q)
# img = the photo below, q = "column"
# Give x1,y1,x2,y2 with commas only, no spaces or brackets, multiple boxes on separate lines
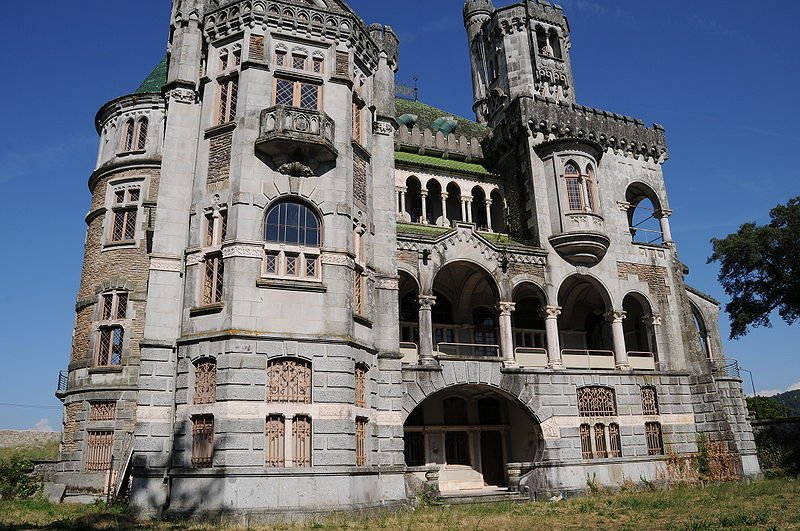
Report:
440,192,449,227
543,306,563,369
420,190,429,225
466,198,474,223
460,196,468,222
498,302,516,367
418,295,437,365
485,198,493,232
657,208,673,244
645,313,662,369
399,187,407,216
607,310,630,370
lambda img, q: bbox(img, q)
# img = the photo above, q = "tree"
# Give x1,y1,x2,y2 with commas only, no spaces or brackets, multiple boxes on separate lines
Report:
746,396,791,421
709,196,800,339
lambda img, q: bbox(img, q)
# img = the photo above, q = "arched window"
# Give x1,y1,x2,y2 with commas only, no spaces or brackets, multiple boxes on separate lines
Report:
626,183,664,245
691,303,711,358
548,28,563,59
263,201,321,280
122,119,135,152
135,118,148,151
563,161,599,214
536,25,550,56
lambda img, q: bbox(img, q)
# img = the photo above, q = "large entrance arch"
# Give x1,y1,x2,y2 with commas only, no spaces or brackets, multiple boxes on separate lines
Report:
557,275,616,369
404,384,543,492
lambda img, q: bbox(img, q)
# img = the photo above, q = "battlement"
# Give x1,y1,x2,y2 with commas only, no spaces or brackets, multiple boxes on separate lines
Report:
527,1,568,29
395,124,485,162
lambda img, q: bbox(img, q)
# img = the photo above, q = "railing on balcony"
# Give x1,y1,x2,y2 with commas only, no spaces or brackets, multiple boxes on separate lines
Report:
56,370,68,393
712,358,741,379
400,342,418,364
627,351,658,371
561,349,616,370
257,105,337,163
515,347,548,369
436,342,501,358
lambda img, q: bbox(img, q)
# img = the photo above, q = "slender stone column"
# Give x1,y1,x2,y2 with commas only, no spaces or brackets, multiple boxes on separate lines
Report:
607,310,630,370
543,306,564,369
440,192,448,226
645,313,662,368
657,208,674,244
420,190,429,224
460,196,469,222
466,198,474,223
498,302,517,367
418,295,437,364
485,198,493,232
398,187,406,215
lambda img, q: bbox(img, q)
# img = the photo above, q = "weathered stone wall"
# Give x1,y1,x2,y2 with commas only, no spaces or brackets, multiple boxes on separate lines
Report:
0,430,60,449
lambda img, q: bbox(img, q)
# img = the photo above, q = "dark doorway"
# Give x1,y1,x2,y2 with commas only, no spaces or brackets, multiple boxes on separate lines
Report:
480,431,505,486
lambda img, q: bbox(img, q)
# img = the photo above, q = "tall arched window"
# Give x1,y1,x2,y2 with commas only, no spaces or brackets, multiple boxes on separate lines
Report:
585,164,597,212
563,161,599,214
122,119,135,153
135,118,148,151
263,200,321,280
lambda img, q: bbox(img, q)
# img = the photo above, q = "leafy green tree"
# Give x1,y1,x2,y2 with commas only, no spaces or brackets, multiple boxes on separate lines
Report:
746,396,791,420
709,196,800,339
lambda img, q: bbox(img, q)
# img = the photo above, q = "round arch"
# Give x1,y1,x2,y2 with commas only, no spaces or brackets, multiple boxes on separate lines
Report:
622,291,657,355
557,274,615,352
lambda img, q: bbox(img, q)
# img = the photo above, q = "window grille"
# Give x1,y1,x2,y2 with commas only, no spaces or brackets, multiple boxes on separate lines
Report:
275,79,293,105
97,326,124,367
273,78,320,110
85,431,114,471
263,251,319,280
293,415,312,467
352,103,363,144
579,424,593,459
355,417,368,466
266,415,286,467
110,187,139,243
122,120,135,152
299,83,318,110
593,423,608,459
645,422,664,456
194,360,217,405
135,118,148,150
404,432,425,467
577,386,617,417
313,57,323,73
608,423,622,458
641,386,659,416
192,415,214,468
203,256,224,305
353,270,365,316
267,359,312,403
89,402,117,422
355,365,367,408
218,77,238,124
292,55,306,70
565,176,583,211
275,50,286,67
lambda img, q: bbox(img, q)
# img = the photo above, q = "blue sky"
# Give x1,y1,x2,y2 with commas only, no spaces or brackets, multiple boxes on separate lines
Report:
0,0,797,431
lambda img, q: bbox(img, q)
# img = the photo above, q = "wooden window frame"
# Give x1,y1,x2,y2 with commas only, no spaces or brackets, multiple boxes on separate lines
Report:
109,186,140,243
272,76,322,111
95,290,128,368
202,254,224,305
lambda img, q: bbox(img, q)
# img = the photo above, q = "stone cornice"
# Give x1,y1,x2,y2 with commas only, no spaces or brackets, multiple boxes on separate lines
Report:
88,158,162,192
95,93,165,134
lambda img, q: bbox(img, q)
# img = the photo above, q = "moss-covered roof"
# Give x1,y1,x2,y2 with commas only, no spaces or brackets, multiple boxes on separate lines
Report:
395,98,489,140
135,57,168,94
395,151,493,177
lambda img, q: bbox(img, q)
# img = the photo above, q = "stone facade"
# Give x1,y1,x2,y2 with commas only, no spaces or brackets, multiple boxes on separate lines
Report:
54,0,758,517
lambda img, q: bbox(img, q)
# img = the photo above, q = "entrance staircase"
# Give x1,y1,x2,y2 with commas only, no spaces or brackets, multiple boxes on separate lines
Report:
439,486,529,506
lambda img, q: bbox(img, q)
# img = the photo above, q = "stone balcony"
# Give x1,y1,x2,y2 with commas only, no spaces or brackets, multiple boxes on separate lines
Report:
256,105,337,167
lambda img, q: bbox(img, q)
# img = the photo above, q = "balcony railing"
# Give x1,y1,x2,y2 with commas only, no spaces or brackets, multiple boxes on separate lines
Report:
628,351,657,371
712,358,741,379
561,349,616,370
436,342,500,358
56,370,68,393
515,347,548,369
256,105,337,163
400,342,418,364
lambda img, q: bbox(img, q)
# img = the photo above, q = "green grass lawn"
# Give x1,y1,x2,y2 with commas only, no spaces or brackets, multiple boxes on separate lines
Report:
1,479,798,530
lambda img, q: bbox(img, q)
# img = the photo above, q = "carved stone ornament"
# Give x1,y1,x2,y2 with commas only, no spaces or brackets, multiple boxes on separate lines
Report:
373,120,395,136
542,306,562,319
222,245,263,259
498,302,516,315
150,257,182,272
320,252,350,266
277,161,314,177
375,277,399,290
605,310,627,323
418,295,437,310
165,88,198,104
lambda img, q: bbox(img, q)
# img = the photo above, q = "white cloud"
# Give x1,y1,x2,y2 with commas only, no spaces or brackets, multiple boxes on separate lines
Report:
32,419,55,432
754,380,800,397
788,380,800,392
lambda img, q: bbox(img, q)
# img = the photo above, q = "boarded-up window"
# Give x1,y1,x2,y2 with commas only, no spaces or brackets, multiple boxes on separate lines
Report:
85,431,114,471
266,415,285,468
192,415,214,468
268,359,312,403
335,51,350,77
293,415,312,468
249,34,265,62
353,151,367,206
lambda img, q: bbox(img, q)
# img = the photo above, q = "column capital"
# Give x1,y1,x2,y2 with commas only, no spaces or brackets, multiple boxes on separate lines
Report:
485,198,493,206
542,305,562,319
396,186,407,193
498,301,516,315
655,208,673,219
441,192,449,199
644,313,663,326
616,201,632,212
420,189,429,197
605,310,627,323
418,295,437,310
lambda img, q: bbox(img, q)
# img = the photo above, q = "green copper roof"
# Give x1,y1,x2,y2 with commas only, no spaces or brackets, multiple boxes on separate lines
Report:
135,57,168,94
395,98,489,140
395,151,493,177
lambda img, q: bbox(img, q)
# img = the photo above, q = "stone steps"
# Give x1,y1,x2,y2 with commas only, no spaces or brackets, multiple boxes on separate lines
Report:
439,488,529,506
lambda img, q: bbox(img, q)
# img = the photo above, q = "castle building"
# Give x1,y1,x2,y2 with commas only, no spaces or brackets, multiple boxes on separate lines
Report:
54,0,759,517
